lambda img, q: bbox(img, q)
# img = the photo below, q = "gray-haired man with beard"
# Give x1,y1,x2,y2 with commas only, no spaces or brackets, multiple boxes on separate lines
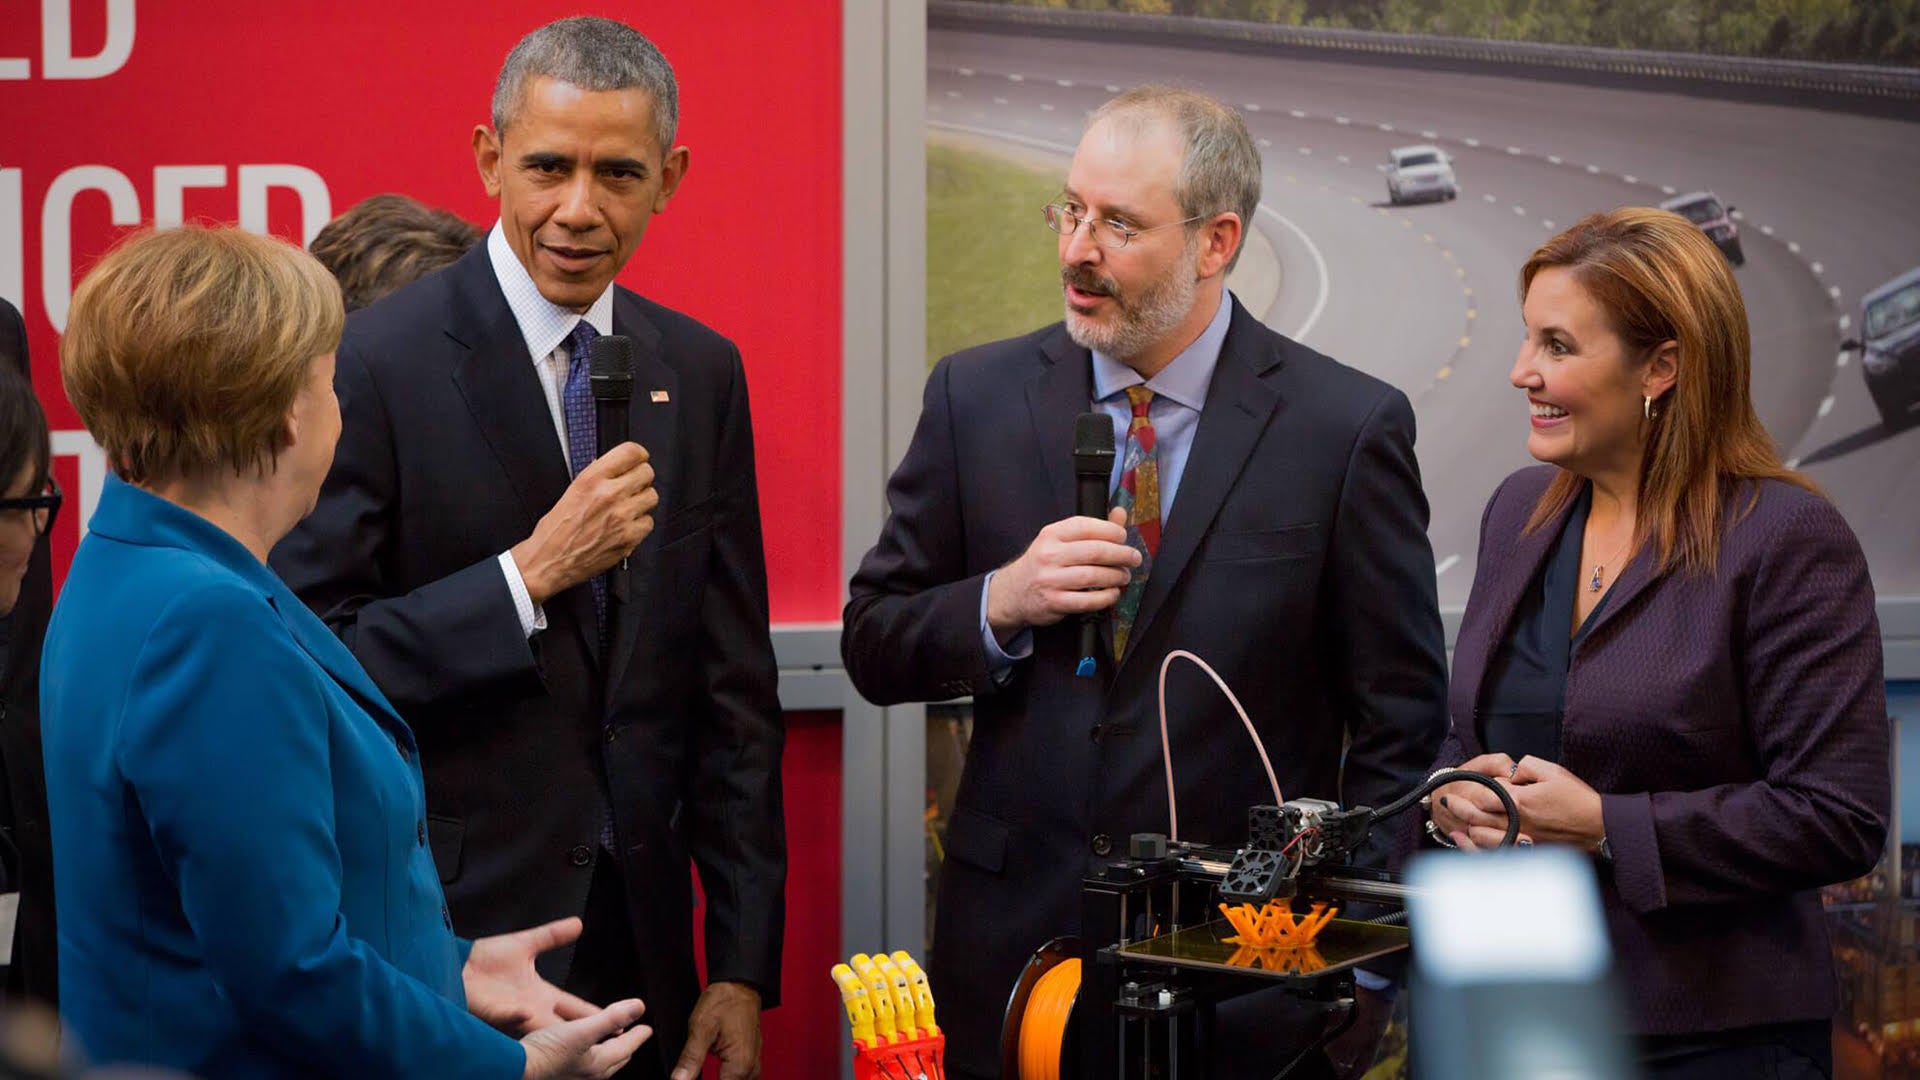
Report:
841,87,1446,1079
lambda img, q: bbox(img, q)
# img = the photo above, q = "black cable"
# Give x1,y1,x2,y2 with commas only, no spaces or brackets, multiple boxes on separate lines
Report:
1368,768,1522,848
1270,994,1359,1079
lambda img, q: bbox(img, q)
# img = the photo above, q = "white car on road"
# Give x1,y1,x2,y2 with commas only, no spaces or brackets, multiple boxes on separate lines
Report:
1386,144,1459,205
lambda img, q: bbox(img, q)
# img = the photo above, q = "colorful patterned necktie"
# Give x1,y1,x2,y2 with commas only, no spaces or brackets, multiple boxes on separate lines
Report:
1111,385,1160,660
561,320,606,640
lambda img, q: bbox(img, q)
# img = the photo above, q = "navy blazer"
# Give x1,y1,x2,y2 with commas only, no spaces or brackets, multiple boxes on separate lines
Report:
1439,466,1890,1035
271,245,786,1053
843,298,1449,1073
41,478,521,1078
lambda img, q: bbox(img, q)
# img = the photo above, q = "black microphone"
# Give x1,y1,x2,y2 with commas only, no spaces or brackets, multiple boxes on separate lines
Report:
590,334,635,604
1072,412,1116,677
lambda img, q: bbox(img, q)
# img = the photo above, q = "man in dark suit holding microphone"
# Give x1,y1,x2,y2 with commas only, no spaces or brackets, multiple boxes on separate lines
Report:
843,87,1447,1079
274,18,784,1080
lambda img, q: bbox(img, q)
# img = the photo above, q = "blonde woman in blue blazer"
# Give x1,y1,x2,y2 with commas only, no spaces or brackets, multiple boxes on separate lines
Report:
42,226,651,1080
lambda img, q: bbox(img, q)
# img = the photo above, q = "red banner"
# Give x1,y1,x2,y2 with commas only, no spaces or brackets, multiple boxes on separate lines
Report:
1,0,844,622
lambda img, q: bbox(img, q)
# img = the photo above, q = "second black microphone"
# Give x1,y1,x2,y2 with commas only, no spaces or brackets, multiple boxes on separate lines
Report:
590,333,636,604
1072,412,1117,677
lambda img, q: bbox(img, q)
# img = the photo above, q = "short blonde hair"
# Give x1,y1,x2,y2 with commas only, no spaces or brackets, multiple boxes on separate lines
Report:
61,226,344,486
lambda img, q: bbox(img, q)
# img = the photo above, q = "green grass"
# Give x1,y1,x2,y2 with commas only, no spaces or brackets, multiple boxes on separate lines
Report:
926,139,1066,368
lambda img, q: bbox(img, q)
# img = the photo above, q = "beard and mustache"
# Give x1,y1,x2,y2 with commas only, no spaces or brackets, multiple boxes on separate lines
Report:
1060,236,1201,363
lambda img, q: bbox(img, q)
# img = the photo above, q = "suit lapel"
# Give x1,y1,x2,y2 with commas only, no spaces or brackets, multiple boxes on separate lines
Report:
1454,491,1572,714
442,251,600,666
1118,303,1281,672
1028,328,1094,521
604,296,675,697
272,592,413,745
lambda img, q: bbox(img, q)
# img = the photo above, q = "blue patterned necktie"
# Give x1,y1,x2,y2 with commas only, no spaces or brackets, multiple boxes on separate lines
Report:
565,321,619,852
561,320,606,639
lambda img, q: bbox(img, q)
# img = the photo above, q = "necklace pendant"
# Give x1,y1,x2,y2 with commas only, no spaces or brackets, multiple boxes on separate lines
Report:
1589,565,1604,592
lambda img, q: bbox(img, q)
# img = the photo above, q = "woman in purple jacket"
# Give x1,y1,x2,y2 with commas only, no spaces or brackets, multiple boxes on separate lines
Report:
1428,206,1889,1077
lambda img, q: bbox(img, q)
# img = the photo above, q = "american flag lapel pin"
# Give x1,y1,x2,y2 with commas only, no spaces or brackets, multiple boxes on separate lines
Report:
650,389,670,403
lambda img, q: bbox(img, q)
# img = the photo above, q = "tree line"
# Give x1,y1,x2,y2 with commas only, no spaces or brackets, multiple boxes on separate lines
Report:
988,0,1920,66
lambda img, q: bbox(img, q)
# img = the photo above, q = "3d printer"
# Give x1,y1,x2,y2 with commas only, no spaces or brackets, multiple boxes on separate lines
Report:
998,651,1520,1080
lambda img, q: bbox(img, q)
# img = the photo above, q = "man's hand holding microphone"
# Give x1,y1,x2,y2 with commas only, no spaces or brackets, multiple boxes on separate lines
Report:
509,442,657,608
986,411,1138,663
985,506,1140,646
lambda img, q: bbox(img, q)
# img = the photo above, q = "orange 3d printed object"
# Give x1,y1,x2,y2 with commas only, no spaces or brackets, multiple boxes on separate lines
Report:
1217,899,1340,949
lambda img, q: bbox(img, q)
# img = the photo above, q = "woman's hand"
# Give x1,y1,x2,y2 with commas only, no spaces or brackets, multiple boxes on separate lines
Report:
1429,753,1530,849
465,917,600,1034
1504,756,1606,849
520,1000,652,1080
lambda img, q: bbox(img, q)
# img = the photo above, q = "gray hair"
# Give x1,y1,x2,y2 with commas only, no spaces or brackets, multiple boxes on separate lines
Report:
492,17,679,152
1088,87,1262,272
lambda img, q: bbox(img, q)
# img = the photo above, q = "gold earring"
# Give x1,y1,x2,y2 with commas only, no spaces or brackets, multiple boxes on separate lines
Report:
1644,395,1654,421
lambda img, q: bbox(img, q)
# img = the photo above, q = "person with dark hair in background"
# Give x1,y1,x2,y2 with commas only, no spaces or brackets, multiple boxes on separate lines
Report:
1428,207,1890,1078
308,194,484,312
842,87,1447,1080
0,297,56,1011
274,18,784,1080
43,225,651,1079
0,359,49,618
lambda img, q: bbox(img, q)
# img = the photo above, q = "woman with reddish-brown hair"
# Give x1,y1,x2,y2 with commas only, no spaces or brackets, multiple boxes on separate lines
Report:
1428,206,1889,1076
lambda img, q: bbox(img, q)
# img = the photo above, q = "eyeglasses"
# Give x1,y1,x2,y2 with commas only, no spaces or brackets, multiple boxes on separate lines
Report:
1043,203,1210,250
0,476,61,538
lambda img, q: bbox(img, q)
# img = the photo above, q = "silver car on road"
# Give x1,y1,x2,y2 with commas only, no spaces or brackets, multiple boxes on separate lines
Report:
1386,144,1459,205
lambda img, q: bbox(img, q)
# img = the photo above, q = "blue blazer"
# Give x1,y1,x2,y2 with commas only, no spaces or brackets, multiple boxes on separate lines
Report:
41,477,522,1079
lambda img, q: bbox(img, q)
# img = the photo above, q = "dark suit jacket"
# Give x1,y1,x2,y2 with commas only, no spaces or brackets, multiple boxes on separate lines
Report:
1438,465,1890,1036
842,298,1448,1075
272,246,786,1057
0,296,55,1005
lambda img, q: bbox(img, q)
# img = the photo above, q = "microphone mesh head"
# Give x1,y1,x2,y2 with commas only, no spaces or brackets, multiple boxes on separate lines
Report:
589,334,635,382
1074,412,1114,456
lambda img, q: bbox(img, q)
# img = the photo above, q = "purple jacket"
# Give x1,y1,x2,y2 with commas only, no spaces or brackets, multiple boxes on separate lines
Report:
1438,465,1890,1035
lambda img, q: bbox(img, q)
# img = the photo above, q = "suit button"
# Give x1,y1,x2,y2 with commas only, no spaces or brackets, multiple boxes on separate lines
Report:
604,726,617,744
417,821,427,846
1089,724,1104,742
568,844,593,867
1092,834,1113,856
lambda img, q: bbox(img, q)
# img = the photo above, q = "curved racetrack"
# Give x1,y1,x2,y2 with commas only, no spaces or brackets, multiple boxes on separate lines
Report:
929,27,1920,605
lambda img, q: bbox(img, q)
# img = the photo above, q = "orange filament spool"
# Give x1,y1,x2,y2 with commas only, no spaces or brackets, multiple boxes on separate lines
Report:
1015,957,1080,1080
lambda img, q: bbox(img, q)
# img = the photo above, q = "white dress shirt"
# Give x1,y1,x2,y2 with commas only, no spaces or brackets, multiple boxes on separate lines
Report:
484,223,615,638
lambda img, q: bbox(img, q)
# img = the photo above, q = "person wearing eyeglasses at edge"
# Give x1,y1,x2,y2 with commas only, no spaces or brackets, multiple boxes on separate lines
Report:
1426,207,1890,1079
0,362,52,616
39,226,651,1080
0,355,54,637
0,298,61,1015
